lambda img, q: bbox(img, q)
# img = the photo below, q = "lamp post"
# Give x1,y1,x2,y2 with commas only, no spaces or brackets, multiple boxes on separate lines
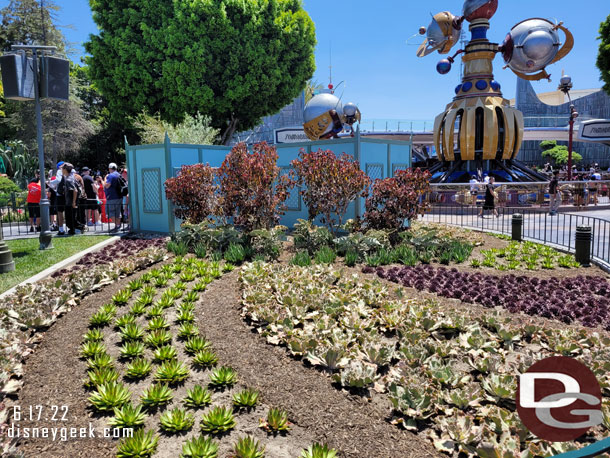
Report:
557,75,579,181
11,45,57,250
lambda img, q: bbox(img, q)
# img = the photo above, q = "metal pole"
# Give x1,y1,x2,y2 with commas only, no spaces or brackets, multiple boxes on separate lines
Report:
567,106,574,181
32,49,53,250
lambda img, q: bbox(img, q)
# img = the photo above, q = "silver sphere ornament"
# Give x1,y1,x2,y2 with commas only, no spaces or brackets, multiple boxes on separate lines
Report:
303,92,344,140
462,0,498,21
502,18,561,74
560,75,572,86
343,102,358,118
419,26,427,35
436,59,452,75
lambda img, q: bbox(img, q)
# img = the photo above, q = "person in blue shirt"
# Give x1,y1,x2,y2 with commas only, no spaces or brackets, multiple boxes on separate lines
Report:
104,162,122,232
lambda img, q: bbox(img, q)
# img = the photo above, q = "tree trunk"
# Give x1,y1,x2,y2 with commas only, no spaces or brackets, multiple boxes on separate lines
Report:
220,117,239,146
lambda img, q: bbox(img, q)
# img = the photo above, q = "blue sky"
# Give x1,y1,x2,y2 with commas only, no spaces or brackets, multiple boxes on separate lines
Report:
3,0,608,122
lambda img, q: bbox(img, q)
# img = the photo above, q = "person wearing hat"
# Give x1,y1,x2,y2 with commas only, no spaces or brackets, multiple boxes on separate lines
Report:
55,161,66,235
81,167,100,226
104,162,122,232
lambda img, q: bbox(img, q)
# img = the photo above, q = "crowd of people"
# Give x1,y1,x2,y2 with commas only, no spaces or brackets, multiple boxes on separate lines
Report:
26,162,129,236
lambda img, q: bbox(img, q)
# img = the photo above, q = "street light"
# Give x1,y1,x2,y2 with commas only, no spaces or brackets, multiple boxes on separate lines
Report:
557,75,579,181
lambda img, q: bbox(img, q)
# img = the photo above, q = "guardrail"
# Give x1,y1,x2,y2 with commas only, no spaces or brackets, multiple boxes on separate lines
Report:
422,206,610,269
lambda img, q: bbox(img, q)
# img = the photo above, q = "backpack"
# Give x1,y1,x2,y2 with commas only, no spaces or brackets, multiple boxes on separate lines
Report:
115,174,129,197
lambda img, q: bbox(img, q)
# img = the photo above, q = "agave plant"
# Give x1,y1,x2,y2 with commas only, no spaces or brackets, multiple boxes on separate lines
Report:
83,328,104,342
137,292,155,307
128,279,144,292
185,336,210,355
184,290,199,302
141,383,173,409
87,353,114,370
177,310,196,324
200,406,236,434
120,341,146,359
160,408,195,433
116,429,159,458
193,281,207,292
141,272,153,284
178,323,199,339
166,286,183,300
153,345,178,362
300,443,338,458
155,295,175,309
155,360,190,384
129,302,147,317
192,349,219,368
145,329,172,348
181,435,219,458
89,381,131,412
81,341,107,359
209,366,237,388
112,290,133,307
109,403,147,429
154,277,169,288
147,316,170,331
260,408,290,433
84,367,120,389
232,436,265,458
89,310,113,328
126,358,152,380
233,389,259,410
115,313,137,329
147,304,165,318
120,323,145,342
179,301,196,313
183,385,212,408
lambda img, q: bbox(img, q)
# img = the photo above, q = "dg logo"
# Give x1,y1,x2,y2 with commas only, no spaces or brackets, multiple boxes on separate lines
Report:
517,356,603,443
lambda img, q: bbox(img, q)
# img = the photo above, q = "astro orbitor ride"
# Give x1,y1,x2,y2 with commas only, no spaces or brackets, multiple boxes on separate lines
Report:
417,0,574,182
303,85,361,141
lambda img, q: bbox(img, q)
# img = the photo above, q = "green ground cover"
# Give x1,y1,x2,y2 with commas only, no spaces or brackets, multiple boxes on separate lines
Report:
0,236,111,293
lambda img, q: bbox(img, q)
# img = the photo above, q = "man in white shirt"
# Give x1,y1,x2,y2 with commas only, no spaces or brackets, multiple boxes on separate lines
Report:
469,175,479,205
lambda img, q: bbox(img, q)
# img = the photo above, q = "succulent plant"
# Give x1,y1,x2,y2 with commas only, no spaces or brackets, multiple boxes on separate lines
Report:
89,310,113,328
141,272,153,284
209,366,237,388
88,381,131,412
166,286,183,300
184,290,199,302
155,295,175,309
87,353,114,370
126,358,152,380
128,279,144,291
192,349,219,368
183,385,212,408
147,316,170,331
154,277,169,288
83,328,104,342
81,341,107,359
260,407,290,433
300,443,338,458
147,304,165,318
109,403,146,429
145,329,172,348
120,341,146,359
181,435,219,458
232,436,265,458
155,359,190,384
178,322,199,339
84,367,120,389
200,406,236,434
153,345,178,362
141,383,173,409
160,407,195,433
193,281,207,292
177,309,196,324
116,429,159,458
112,289,132,307
129,301,147,317
185,336,210,355
179,301,196,313
136,292,155,307
120,323,145,342
100,302,118,315
233,388,259,409
115,313,137,329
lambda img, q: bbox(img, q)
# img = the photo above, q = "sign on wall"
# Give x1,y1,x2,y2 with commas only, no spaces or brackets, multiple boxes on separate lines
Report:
578,119,610,144
274,127,310,144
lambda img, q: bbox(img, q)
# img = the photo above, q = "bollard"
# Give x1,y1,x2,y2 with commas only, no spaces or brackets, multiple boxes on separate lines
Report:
574,226,592,267
512,214,523,241
0,220,15,273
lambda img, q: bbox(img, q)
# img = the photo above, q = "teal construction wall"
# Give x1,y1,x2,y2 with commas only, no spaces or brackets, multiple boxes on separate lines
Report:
126,132,412,234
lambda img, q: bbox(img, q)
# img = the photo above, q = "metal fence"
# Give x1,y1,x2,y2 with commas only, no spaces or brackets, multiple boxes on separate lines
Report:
0,201,130,238
422,206,610,269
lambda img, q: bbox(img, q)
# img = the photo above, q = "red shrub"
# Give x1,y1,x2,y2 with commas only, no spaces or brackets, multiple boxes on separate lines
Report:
164,163,221,223
364,168,431,230
291,148,370,234
218,142,292,231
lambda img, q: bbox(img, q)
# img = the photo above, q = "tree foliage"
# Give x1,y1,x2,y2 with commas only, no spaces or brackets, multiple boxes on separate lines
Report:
0,140,37,188
364,168,431,231
134,112,219,145
540,140,582,165
86,0,316,144
291,149,370,234
598,14,610,95
218,142,292,231
164,164,221,223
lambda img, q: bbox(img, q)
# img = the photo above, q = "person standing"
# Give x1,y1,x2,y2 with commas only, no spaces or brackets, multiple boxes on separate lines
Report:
548,170,560,216
104,163,122,232
74,169,87,232
55,161,66,235
469,175,479,206
81,167,99,226
478,176,499,218
26,178,41,232
96,174,108,223
62,163,78,235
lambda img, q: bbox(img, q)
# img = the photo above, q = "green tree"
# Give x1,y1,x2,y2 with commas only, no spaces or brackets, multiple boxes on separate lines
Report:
540,140,582,166
0,140,38,187
86,0,316,144
134,112,219,145
598,14,610,94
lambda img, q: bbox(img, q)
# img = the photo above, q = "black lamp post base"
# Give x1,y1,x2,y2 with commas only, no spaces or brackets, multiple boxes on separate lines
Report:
0,240,16,273
39,231,53,250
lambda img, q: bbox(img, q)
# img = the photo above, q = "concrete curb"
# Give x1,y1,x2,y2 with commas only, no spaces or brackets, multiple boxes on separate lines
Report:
0,236,121,300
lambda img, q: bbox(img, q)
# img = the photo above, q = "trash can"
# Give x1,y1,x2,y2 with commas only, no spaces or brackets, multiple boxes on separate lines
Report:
574,226,591,267
512,214,523,242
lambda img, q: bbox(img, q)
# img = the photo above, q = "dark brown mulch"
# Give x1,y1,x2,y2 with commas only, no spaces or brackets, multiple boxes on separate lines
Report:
195,271,441,458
